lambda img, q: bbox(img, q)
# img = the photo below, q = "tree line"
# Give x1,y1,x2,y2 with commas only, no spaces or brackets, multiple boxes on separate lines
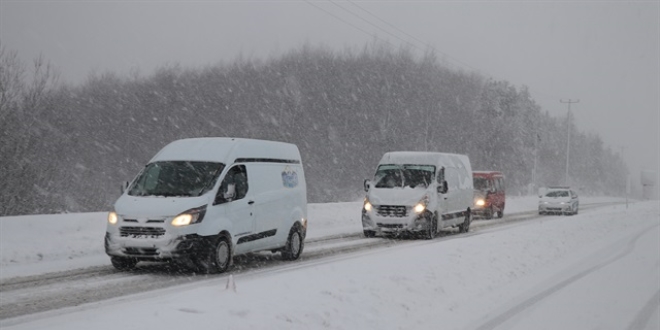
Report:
0,42,627,216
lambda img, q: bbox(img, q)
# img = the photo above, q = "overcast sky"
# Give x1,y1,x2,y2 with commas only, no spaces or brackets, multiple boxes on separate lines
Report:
2,0,658,185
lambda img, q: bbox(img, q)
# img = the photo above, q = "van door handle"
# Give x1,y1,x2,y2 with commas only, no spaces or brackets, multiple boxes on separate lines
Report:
248,200,255,205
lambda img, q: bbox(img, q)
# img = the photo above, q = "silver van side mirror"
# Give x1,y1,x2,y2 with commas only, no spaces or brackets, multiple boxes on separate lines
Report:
363,179,371,192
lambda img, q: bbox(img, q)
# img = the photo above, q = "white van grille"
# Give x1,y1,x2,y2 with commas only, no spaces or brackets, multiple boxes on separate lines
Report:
376,205,408,217
119,226,166,237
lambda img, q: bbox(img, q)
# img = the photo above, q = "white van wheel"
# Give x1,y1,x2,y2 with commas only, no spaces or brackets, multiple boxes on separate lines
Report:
424,214,437,240
196,236,231,274
459,212,471,233
282,226,304,260
111,256,137,271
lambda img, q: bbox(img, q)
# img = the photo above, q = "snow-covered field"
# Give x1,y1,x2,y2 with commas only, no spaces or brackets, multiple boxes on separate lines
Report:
1,196,658,329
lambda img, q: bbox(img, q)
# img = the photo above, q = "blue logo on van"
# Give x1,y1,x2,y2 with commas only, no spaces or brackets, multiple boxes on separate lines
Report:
282,168,299,188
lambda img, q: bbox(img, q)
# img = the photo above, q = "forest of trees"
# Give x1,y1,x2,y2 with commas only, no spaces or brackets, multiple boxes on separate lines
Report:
0,42,628,216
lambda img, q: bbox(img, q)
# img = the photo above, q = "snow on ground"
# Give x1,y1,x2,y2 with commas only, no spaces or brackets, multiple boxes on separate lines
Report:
0,196,624,279
1,196,658,330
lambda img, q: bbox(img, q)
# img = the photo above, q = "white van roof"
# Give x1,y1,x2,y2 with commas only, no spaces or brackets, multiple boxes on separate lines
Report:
149,137,301,164
379,151,470,170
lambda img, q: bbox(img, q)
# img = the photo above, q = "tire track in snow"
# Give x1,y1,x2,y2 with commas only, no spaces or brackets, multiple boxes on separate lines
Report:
473,223,659,330
626,289,660,330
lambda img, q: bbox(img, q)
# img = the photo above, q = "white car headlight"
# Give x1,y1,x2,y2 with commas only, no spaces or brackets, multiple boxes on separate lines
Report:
475,199,485,206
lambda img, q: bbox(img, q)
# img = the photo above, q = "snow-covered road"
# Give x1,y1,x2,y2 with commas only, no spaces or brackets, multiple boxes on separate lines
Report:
1,197,658,329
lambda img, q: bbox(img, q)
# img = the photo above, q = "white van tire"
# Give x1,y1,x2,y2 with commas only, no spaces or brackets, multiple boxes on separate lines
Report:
111,256,138,271
363,230,376,238
282,225,304,260
458,211,472,233
195,235,232,274
424,214,438,240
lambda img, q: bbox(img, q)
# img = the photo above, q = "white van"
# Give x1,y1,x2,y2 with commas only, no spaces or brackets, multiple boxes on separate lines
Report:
105,137,307,273
362,152,473,239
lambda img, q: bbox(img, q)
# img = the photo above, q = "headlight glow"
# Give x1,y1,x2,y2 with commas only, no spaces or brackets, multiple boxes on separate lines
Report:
364,201,372,212
413,196,430,214
171,205,207,226
108,212,118,225
475,199,485,206
172,214,194,226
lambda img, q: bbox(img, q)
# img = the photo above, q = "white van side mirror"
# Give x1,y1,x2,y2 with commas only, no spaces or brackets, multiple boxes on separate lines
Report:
224,183,236,200
437,181,448,194
364,179,371,192
121,181,129,194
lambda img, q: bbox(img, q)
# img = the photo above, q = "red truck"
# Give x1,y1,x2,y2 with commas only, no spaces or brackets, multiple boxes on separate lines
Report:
472,171,505,219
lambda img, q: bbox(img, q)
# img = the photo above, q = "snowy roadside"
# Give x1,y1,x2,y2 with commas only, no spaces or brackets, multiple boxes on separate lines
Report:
2,199,657,330
0,196,626,279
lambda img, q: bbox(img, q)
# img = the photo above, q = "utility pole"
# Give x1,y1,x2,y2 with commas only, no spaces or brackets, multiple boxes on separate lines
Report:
560,99,579,186
619,146,629,209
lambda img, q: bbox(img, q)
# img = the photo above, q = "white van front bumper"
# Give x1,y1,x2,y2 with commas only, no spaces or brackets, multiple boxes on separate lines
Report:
105,231,208,260
362,205,431,235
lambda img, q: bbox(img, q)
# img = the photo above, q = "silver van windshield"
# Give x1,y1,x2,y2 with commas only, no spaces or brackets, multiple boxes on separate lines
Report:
374,164,435,189
128,161,225,197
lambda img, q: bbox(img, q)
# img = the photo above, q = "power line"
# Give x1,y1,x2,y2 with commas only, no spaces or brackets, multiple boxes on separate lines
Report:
306,0,566,104
346,0,480,72
302,0,399,50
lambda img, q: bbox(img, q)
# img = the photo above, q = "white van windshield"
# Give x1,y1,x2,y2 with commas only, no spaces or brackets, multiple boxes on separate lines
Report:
128,161,225,197
374,164,435,189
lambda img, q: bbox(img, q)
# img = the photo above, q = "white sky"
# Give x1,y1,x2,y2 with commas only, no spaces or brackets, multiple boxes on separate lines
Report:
1,0,658,183
1,198,658,329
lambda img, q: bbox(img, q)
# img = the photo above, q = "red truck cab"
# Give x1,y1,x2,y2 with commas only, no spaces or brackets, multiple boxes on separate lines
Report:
472,171,505,219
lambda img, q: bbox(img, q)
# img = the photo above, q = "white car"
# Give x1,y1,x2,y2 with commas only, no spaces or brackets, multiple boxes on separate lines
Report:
538,187,579,215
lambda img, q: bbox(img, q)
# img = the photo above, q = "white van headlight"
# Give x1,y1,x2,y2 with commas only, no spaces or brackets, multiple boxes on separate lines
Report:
171,205,207,226
108,211,119,225
475,199,485,207
413,196,429,214
363,198,373,212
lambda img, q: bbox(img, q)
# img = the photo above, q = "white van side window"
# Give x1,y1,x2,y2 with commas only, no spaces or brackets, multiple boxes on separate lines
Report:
216,165,248,203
